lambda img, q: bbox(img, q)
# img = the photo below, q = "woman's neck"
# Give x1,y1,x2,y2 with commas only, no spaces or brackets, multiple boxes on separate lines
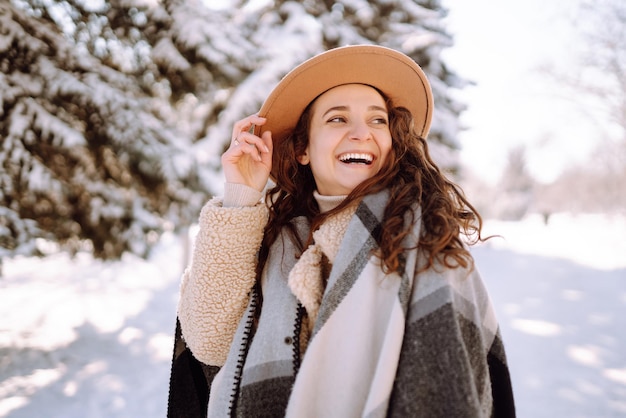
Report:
313,191,347,213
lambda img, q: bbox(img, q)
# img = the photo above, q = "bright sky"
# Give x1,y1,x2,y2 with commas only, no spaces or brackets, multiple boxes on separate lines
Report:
442,0,600,184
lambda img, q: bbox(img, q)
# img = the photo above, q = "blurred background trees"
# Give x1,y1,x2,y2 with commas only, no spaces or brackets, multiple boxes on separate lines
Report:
463,0,626,221
1,0,464,260
531,0,626,217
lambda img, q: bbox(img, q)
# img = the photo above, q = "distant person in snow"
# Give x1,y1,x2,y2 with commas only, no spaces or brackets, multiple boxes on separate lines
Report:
168,45,516,418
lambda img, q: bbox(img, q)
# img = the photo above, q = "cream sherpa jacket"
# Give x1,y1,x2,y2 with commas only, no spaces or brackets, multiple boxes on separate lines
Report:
177,196,268,366
178,188,354,366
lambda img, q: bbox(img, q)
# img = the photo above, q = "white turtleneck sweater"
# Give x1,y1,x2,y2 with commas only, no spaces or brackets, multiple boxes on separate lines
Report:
222,182,346,212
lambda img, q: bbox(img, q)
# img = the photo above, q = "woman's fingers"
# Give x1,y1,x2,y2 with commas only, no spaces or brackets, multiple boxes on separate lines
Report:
230,115,269,159
259,130,273,166
222,115,272,191
231,115,266,143
234,131,270,161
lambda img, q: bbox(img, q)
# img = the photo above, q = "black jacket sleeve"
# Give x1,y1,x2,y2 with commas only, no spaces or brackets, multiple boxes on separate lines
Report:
167,317,221,418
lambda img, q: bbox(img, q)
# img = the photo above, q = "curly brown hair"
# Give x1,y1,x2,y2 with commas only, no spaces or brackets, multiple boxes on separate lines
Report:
257,91,483,277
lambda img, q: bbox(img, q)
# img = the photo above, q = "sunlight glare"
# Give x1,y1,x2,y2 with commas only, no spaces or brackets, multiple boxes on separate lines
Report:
603,368,626,386
567,345,602,367
511,318,561,337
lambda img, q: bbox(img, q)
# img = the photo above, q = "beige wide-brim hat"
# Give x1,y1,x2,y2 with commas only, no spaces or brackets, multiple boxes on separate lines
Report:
255,44,434,152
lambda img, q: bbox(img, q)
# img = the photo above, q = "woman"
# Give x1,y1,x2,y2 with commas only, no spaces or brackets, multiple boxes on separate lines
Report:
168,45,515,418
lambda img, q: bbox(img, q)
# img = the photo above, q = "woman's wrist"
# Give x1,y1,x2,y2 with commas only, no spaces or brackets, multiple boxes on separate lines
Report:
223,182,263,207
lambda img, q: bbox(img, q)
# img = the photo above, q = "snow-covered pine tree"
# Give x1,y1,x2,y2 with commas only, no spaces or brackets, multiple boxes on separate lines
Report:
1,0,465,261
0,0,217,259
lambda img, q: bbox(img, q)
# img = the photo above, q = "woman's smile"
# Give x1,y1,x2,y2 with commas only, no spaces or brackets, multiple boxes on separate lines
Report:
337,152,375,164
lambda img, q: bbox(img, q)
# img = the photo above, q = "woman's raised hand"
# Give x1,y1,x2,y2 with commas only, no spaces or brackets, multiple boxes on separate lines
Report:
221,115,273,192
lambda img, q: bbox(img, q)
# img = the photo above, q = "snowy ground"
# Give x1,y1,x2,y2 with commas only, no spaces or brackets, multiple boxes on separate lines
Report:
1,213,625,417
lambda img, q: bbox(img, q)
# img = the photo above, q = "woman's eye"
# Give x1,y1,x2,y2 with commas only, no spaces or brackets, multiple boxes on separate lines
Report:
328,116,346,123
373,117,388,125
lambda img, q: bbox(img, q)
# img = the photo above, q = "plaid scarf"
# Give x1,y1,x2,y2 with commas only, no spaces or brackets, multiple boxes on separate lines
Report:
168,189,515,418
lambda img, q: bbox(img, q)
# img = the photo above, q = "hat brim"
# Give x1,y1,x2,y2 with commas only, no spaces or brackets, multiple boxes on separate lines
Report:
256,45,433,152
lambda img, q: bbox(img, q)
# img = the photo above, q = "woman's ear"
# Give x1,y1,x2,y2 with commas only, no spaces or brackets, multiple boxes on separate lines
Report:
297,153,310,165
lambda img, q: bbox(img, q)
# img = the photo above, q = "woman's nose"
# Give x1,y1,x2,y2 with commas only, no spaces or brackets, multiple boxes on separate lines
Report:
349,121,371,140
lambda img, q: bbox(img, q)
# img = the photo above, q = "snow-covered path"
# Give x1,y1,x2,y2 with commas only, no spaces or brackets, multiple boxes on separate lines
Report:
0,233,183,418
1,215,625,417
475,245,626,417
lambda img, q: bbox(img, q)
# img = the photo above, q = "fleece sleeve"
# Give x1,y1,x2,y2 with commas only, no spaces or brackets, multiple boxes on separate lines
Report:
177,197,268,366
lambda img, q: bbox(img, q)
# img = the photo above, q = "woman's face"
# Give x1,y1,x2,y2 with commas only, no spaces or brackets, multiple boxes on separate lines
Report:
299,84,392,196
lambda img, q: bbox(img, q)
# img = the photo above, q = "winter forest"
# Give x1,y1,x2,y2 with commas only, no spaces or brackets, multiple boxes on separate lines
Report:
1,0,625,417
1,0,468,261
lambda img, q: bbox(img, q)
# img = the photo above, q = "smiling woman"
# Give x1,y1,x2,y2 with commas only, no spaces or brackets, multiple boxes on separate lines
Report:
169,45,516,418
